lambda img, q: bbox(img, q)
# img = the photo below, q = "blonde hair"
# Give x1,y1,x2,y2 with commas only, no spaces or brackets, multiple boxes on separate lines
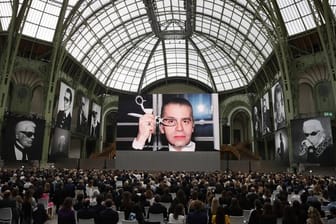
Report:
307,206,323,224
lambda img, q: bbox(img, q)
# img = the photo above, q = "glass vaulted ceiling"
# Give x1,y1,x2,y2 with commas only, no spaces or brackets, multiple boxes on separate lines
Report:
0,0,329,93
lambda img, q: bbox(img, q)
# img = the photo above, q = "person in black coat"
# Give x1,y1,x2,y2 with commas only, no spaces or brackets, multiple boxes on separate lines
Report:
91,194,106,224
98,199,119,224
77,199,95,220
148,195,168,219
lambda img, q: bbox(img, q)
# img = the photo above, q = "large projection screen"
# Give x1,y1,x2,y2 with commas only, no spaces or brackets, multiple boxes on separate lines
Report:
116,93,220,152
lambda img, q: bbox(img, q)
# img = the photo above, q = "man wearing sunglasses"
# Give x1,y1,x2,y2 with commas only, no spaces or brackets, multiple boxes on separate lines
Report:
11,120,36,161
55,87,73,130
299,118,333,164
132,97,195,152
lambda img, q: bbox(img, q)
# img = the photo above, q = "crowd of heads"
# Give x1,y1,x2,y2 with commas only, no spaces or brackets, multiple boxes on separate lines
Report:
0,167,335,223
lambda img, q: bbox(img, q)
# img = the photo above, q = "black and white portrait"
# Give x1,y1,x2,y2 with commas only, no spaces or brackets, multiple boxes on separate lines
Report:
253,104,261,138
272,82,286,130
274,129,288,161
55,82,75,130
90,102,101,138
291,117,334,165
2,116,45,161
261,92,272,135
77,95,89,133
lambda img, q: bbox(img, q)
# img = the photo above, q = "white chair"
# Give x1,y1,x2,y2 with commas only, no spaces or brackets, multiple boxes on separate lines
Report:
148,213,165,224
0,207,12,224
160,202,171,211
276,217,283,224
78,218,95,224
229,215,245,224
121,220,138,224
170,193,176,199
243,209,252,222
118,211,125,224
144,206,150,218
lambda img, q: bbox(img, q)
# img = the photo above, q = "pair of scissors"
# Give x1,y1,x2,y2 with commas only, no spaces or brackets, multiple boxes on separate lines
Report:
127,96,153,118
127,96,155,142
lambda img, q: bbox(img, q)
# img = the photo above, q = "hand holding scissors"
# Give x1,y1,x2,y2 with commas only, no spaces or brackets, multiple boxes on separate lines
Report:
128,96,156,144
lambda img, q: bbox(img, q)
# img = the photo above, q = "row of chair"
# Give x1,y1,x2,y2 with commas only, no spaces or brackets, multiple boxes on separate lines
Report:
0,207,12,224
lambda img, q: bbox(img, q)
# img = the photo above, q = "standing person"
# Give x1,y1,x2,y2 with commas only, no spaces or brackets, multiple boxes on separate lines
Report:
298,118,333,164
56,87,73,130
10,120,36,161
273,83,286,130
132,97,195,151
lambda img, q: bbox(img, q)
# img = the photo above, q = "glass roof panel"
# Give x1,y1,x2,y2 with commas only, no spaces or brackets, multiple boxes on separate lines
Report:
0,0,285,93
277,0,320,36
20,0,61,42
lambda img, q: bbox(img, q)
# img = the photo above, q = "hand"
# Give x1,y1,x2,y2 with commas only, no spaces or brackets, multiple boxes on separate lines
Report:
135,113,156,146
299,139,313,156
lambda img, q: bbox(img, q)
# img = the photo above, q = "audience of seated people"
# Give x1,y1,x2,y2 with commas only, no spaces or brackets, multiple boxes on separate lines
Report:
0,168,336,224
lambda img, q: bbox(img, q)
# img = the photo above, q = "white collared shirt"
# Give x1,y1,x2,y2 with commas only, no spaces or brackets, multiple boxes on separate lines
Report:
169,141,195,152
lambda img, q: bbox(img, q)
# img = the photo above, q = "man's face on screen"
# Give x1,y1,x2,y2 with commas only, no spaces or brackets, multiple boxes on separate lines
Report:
160,103,194,149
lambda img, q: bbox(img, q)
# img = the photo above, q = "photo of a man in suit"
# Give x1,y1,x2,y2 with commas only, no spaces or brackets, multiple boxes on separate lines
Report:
1,116,44,162
90,103,101,138
55,83,74,130
12,120,36,161
77,96,89,133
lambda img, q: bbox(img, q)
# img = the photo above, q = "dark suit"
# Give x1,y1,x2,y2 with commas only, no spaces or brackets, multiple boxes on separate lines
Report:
148,202,167,219
91,204,105,224
4,141,35,161
98,208,119,224
77,109,88,133
56,110,72,130
77,207,95,220
90,122,100,138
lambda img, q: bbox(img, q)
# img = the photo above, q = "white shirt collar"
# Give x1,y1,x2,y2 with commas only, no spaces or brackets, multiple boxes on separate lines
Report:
168,141,195,152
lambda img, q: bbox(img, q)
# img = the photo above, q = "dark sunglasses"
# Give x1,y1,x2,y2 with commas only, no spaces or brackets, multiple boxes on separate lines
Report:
304,131,319,137
20,131,35,138
64,97,70,102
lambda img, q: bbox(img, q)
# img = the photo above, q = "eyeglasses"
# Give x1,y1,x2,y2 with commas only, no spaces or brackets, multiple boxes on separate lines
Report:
20,131,35,138
304,131,320,137
64,97,70,103
160,118,193,127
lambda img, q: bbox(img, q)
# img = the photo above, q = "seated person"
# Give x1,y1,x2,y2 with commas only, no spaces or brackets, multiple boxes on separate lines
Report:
168,203,185,224
148,195,168,219
77,198,95,219
99,199,119,224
